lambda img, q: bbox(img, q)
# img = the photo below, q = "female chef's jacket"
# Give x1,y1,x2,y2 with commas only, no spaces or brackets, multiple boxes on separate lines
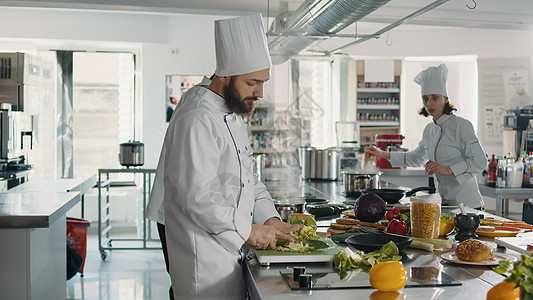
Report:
161,85,279,299
389,114,487,208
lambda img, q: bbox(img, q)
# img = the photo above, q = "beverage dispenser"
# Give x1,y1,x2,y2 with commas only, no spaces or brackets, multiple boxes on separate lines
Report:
375,134,404,169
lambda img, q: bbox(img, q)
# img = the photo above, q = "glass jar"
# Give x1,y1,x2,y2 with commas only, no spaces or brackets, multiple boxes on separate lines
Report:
410,194,441,239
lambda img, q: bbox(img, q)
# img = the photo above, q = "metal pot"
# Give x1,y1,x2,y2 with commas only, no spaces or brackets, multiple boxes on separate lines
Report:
298,146,339,180
342,171,382,198
273,198,305,221
119,140,144,167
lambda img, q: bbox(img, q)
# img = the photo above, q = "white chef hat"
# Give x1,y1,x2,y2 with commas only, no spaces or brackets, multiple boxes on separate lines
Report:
214,14,272,77
414,64,448,97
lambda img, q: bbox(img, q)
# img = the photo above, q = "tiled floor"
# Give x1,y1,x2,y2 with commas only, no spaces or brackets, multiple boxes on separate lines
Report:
66,232,171,300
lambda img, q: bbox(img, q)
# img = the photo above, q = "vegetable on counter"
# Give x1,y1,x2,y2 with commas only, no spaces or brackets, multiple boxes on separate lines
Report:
369,261,407,292
386,219,408,236
354,193,386,223
333,241,402,279
493,253,533,299
275,215,323,253
411,236,452,249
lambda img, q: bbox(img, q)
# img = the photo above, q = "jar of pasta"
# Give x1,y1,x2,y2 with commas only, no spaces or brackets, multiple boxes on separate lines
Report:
410,194,441,239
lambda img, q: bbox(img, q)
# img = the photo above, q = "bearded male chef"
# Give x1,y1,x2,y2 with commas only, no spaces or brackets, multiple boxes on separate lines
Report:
146,14,302,299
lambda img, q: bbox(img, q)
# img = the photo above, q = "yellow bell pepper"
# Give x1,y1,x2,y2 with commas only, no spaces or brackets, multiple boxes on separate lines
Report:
369,261,407,292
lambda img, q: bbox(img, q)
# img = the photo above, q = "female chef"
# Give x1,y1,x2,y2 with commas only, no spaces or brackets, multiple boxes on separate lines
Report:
366,64,487,209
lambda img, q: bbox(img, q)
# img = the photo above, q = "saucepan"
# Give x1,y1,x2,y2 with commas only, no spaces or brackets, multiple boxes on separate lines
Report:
273,198,306,221
362,186,436,204
342,171,382,198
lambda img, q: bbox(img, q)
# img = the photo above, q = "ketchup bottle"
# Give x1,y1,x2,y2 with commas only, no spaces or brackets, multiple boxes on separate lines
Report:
487,154,497,187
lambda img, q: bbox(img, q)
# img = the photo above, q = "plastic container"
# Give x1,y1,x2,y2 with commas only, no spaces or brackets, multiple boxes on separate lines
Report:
410,194,441,239
507,161,524,188
67,217,91,274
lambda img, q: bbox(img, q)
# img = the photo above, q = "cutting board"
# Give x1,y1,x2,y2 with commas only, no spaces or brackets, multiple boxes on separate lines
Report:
495,233,533,255
254,238,343,266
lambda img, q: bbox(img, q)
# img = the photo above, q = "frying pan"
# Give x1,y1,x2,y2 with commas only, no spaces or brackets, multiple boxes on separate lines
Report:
362,186,436,204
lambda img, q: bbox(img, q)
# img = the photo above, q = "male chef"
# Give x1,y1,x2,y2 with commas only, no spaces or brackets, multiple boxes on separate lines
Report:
148,14,301,299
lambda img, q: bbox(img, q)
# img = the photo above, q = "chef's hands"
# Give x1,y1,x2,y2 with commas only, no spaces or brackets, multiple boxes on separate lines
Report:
265,217,304,241
245,218,304,250
246,224,277,250
365,146,390,160
425,160,453,176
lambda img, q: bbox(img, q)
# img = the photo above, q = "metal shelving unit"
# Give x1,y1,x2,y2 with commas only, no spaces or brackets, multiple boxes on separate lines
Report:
97,167,158,261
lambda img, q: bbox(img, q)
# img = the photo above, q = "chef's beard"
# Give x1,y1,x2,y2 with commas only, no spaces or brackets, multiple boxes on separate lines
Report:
223,77,257,117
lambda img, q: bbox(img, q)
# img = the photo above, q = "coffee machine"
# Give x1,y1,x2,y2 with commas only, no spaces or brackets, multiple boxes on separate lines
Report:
503,106,533,159
375,133,405,169
0,109,32,170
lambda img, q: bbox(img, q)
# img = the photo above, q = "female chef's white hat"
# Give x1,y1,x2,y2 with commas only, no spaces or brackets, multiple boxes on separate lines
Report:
214,14,272,77
414,63,448,97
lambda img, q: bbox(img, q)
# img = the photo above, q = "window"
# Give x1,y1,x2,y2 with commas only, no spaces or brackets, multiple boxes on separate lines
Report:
73,52,135,177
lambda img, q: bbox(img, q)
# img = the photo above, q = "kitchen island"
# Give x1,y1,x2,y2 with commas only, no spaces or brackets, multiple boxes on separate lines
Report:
246,179,521,300
0,191,81,300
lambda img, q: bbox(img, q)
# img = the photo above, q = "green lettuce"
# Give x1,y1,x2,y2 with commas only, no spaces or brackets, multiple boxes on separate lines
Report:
333,241,402,279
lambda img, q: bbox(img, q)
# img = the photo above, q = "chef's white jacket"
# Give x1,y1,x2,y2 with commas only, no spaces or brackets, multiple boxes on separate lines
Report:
390,114,487,208
146,76,211,224
157,84,279,299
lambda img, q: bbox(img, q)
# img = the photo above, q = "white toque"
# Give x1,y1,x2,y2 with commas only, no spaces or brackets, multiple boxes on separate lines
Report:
214,14,272,77
414,63,448,97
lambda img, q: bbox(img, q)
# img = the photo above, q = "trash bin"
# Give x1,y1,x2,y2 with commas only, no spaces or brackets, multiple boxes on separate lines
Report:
67,217,91,274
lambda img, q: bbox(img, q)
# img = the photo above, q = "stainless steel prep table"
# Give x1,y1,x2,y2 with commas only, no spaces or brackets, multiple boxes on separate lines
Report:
7,174,96,218
0,191,81,300
248,180,519,300
97,168,157,260
479,184,533,217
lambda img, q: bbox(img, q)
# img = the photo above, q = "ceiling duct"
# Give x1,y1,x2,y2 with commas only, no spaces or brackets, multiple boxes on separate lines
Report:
268,0,392,64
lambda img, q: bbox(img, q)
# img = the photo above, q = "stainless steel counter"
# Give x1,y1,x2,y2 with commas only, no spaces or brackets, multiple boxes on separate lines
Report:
246,180,520,300
7,175,96,218
479,184,533,217
8,175,96,194
0,191,81,228
0,189,83,299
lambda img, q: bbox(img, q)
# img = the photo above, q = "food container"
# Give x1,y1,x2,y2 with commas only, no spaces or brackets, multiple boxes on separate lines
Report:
342,171,382,198
273,198,306,221
410,194,441,239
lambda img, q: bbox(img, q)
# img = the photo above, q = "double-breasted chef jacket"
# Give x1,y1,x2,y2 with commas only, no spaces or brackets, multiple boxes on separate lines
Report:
390,114,487,208
160,84,279,299
146,76,212,225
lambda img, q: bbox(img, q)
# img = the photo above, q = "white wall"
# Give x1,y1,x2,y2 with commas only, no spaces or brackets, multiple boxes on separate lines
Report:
2,7,533,169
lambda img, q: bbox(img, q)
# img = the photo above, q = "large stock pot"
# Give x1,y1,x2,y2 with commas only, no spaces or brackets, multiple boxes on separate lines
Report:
298,146,339,180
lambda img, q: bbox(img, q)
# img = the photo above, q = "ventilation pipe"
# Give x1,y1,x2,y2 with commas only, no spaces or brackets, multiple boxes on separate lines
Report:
269,0,392,64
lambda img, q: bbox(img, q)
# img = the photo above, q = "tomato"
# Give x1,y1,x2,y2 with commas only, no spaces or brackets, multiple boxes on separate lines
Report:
369,261,407,292
392,208,400,216
386,211,395,221
486,281,520,300
386,219,408,236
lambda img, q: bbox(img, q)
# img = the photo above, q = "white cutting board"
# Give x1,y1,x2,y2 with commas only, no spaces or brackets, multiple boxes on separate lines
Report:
495,232,533,255
254,238,343,266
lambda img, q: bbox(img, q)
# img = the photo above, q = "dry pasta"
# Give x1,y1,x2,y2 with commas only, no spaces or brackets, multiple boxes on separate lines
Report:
411,201,440,239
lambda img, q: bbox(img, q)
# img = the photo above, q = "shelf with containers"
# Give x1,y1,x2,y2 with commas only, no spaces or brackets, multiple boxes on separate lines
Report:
247,102,302,173
353,60,402,147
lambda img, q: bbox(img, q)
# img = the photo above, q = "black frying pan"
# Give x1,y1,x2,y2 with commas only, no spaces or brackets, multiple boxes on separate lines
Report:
362,186,436,204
